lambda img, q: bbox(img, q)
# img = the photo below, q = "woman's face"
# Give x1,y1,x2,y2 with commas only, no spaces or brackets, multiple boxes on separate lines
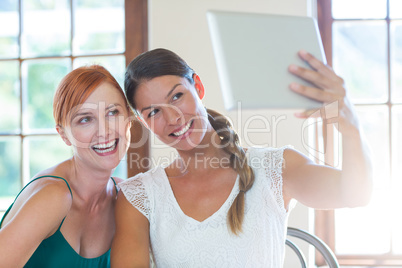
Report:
60,82,131,172
134,75,211,151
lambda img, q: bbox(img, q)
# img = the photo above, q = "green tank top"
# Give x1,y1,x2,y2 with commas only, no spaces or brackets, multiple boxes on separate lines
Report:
0,175,118,268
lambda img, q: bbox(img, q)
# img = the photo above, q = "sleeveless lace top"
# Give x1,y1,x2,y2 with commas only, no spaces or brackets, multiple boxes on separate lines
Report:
119,146,292,267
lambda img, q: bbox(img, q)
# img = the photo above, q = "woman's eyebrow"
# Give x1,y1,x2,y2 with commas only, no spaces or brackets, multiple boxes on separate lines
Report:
165,83,182,99
106,103,123,109
140,83,182,113
71,111,92,120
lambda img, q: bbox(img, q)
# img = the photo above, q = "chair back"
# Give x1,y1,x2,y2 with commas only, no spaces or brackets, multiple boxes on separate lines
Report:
286,227,339,268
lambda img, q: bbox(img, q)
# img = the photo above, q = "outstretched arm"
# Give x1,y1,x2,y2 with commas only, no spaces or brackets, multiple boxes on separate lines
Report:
111,191,150,268
282,50,373,209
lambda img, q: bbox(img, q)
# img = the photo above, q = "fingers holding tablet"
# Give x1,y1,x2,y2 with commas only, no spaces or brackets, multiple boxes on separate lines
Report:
288,50,347,106
287,50,362,133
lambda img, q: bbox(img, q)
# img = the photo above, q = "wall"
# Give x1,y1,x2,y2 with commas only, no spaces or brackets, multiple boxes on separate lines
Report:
147,0,316,266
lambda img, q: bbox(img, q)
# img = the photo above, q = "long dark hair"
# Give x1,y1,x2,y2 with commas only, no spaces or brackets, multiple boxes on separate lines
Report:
125,48,255,235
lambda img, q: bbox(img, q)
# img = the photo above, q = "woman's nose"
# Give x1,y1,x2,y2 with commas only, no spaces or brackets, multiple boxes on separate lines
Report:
97,117,112,137
164,105,182,125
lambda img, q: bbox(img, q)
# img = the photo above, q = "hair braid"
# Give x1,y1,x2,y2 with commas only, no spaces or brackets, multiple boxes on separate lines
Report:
207,108,255,235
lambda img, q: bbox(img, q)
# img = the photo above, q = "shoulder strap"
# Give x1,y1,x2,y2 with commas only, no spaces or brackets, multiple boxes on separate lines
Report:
0,175,72,229
38,176,73,230
111,177,119,194
36,175,73,199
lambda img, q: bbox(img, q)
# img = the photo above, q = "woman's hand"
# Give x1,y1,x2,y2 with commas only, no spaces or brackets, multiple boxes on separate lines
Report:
282,50,373,209
288,50,360,136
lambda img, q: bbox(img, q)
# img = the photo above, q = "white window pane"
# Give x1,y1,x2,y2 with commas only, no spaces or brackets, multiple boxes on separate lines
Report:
390,0,402,19
0,136,21,211
0,1,19,58
332,0,387,19
0,61,20,133
73,0,125,55
22,59,71,132
333,21,388,103
25,136,72,183
21,0,71,58
335,106,391,254
73,55,125,88
392,106,402,253
391,21,402,103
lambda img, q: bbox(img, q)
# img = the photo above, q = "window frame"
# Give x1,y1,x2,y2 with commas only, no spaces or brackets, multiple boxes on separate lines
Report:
125,0,150,178
316,0,402,266
0,0,149,216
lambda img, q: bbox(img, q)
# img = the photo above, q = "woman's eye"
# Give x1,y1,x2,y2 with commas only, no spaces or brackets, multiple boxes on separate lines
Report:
172,92,183,101
148,108,159,118
108,109,119,116
79,117,92,124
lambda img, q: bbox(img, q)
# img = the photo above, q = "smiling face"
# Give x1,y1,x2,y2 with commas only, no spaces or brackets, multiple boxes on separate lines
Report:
134,74,212,151
59,82,131,172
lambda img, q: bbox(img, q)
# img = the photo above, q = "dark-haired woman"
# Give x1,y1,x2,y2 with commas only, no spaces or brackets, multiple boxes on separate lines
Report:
111,48,372,267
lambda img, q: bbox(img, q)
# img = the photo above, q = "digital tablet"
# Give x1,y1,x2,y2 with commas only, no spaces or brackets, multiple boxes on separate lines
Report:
206,10,326,111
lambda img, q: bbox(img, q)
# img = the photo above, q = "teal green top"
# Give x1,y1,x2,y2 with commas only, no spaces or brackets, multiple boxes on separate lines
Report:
0,175,118,268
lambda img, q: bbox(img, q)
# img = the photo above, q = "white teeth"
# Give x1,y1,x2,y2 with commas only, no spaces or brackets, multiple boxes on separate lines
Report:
172,121,192,137
92,140,117,153
93,140,116,149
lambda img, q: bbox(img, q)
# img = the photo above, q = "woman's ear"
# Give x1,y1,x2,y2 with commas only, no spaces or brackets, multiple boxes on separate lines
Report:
193,74,205,100
56,125,72,146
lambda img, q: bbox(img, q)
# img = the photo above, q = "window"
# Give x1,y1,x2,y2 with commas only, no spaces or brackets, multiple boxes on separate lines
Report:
0,0,148,219
317,0,402,265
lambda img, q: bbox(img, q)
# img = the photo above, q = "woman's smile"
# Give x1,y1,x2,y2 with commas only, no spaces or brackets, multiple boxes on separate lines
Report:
91,139,119,155
169,119,194,138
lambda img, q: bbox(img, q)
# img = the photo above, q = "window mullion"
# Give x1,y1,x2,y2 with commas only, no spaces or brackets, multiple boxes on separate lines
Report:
386,0,395,255
18,0,25,186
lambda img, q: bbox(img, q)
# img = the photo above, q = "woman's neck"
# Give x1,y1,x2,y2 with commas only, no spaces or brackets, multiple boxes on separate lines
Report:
65,158,114,209
173,129,232,175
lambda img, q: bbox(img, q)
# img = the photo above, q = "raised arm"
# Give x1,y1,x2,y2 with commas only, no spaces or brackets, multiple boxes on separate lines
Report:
111,191,150,268
282,50,373,209
0,179,72,267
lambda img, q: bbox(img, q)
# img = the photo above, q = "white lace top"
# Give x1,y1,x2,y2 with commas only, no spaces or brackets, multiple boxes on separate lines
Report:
119,146,293,267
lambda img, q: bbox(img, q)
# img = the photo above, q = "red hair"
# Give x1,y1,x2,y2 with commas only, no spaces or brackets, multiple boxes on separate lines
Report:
53,65,130,127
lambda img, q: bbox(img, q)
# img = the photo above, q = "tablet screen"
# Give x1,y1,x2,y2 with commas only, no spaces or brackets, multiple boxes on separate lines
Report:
207,10,326,110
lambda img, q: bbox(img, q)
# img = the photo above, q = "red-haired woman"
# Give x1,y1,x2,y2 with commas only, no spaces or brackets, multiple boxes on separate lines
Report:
0,65,132,268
